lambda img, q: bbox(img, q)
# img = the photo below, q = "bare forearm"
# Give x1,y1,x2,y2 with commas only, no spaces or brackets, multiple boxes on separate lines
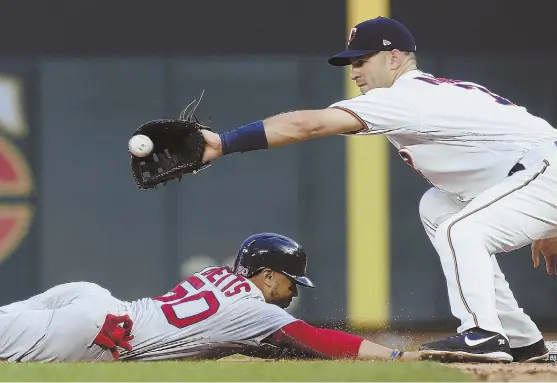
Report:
262,111,324,147
357,340,397,360
209,108,363,161
262,108,363,147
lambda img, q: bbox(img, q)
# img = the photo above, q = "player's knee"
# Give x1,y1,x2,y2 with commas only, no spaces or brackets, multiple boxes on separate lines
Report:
434,218,485,253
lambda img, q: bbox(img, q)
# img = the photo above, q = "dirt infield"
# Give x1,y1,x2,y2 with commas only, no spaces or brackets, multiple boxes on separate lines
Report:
364,331,557,381
454,362,557,382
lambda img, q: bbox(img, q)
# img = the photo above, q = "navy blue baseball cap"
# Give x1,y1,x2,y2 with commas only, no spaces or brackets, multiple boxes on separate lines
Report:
328,17,417,67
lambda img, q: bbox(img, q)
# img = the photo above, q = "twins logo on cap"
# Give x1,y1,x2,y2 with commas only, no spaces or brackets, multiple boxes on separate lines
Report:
347,28,357,46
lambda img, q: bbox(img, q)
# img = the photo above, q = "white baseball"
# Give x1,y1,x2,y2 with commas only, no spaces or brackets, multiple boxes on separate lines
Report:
128,134,154,157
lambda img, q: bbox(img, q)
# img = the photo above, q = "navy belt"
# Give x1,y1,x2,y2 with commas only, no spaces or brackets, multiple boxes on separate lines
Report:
508,162,525,177
508,140,557,177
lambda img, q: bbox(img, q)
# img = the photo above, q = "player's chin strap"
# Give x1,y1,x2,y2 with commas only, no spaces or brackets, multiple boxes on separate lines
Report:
390,349,404,361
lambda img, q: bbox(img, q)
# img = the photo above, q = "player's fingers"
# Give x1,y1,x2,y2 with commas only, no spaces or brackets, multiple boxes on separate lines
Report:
531,243,540,268
544,254,554,275
532,253,539,268
550,255,557,275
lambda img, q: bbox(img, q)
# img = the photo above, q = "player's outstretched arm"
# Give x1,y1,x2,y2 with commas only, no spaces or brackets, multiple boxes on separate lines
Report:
260,108,363,146
201,108,362,163
260,320,419,361
239,343,321,360
358,339,419,361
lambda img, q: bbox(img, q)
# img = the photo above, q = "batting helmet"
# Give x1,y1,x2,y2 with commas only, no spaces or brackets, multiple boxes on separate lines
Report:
232,233,315,288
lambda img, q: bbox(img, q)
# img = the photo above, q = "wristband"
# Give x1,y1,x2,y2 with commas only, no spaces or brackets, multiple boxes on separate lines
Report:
219,120,268,155
390,349,404,361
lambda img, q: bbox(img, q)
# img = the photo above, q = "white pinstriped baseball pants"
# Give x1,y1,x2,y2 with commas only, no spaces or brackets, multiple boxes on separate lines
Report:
418,144,557,347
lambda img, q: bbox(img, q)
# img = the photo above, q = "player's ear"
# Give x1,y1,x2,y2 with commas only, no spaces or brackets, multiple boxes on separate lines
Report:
390,49,402,69
262,268,274,286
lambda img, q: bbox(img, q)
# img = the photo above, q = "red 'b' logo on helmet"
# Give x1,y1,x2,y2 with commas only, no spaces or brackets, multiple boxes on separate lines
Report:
347,28,357,46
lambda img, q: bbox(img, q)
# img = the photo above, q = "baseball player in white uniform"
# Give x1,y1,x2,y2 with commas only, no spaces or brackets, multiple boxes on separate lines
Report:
0,233,419,362
199,17,557,363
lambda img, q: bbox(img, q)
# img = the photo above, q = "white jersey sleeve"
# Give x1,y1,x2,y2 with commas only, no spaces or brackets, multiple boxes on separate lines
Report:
210,293,296,343
329,88,420,135
124,266,297,361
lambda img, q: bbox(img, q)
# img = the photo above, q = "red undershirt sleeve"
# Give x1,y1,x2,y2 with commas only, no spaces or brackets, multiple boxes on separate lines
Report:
267,320,364,359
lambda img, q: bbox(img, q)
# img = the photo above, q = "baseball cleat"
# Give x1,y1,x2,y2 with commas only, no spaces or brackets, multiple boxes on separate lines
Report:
419,327,513,363
511,339,549,363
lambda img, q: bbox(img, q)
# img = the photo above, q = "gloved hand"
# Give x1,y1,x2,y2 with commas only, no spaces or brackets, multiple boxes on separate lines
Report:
129,91,212,189
93,313,134,359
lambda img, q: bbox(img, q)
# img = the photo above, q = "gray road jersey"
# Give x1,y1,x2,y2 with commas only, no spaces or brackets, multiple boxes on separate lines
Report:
121,266,297,361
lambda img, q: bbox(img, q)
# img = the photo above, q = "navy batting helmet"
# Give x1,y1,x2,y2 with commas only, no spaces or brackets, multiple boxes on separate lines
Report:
232,233,315,288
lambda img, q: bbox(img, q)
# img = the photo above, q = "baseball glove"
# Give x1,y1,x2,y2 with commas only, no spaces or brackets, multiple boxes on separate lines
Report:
129,91,212,189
